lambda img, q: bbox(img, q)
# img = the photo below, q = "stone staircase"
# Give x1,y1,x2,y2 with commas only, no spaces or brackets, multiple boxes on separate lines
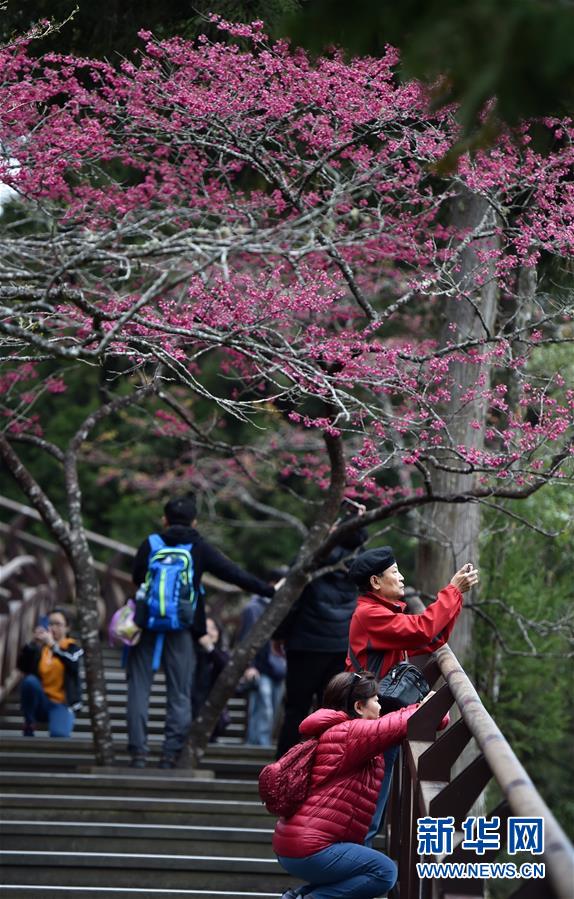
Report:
0,647,297,899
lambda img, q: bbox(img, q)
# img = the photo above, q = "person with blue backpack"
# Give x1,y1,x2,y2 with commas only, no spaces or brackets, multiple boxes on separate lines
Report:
127,493,276,769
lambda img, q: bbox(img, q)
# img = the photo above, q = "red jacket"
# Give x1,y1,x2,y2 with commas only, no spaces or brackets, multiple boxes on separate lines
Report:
345,585,463,679
272,705,420,857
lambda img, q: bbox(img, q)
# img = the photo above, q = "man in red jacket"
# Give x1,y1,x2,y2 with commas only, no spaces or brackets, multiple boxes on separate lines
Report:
346,546,478,680
345,545,479,847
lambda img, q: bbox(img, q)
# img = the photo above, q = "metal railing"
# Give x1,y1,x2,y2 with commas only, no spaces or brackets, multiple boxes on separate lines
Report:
387,644,574,899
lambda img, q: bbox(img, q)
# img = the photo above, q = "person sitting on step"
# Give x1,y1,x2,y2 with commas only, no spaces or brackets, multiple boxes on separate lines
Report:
17,608,83,738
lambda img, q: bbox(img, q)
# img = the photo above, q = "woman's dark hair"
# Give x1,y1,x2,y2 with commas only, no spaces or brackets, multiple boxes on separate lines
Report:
323,671,377,717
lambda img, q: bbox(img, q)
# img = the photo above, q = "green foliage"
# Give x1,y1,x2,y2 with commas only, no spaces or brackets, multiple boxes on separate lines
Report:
476,487,574,838
284,0,574,136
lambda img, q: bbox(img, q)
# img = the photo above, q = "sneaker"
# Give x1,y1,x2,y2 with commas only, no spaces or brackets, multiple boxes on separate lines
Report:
129,755,146,769
280,891,302,899
22,723,35,737
158,754,178,769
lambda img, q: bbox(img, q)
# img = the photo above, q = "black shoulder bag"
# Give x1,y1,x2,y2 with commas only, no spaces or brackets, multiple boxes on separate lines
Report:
377,660,430,714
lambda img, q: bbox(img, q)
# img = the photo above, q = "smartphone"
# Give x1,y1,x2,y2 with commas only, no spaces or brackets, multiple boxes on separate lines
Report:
37,616,50,630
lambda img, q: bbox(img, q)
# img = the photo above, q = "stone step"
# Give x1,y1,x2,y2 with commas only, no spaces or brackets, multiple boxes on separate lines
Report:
0,749,267,775
0,753,264,778
0,719,247,736
2,693,247,709
0,731,176,743
0,887,279,899
0,805,271,828
0,719,248,739
0,664,284,899
0,851,295,891
0,705,171,719
0,735,270,760
0,792,271,822
0,772,260,800
0,820,276,858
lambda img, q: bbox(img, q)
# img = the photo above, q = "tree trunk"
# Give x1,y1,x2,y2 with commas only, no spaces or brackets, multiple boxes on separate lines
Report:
416,190,499,662
70,541,115,765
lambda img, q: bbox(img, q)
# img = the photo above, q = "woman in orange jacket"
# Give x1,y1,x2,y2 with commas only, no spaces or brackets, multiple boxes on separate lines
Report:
18,608,83,737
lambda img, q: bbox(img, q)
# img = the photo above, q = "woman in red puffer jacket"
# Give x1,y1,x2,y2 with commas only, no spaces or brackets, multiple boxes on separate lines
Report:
273,671,447,899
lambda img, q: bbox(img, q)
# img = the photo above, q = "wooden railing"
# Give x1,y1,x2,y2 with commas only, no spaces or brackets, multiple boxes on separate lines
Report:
0,494,244,707
388,642,574,899
0,574,53,705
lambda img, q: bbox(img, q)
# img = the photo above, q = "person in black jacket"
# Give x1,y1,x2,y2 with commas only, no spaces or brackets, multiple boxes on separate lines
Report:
128,493,277,769
191,615,230,742
274,514,368,758
17,608,83,737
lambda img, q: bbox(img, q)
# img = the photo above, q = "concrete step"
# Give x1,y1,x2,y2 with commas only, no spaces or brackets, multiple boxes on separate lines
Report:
0,720,247,737
0,752,266,779
0,652,284,899
0,721,248,741
0,820,276,858
0,735,271,759
0,851,295,891
0,804,271,828
0,792,271,824
0,760,263,776
0,887,280,899
0,736,272,776
0,772,260,800
0,730,275,756
1,694,247,710
3,762,262,778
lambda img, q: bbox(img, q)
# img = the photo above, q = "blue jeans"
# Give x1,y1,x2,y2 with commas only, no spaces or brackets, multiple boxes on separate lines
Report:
364,745,400,848
277,843,397,898
246,673,284,746
20,675,75,737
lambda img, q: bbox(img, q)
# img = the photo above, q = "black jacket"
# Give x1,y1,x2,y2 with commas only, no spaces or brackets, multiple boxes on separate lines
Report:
17,640,83,710
132,525,274,639
274,537,366,654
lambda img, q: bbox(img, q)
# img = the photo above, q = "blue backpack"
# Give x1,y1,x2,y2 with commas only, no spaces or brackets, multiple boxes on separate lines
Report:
139,534,197,669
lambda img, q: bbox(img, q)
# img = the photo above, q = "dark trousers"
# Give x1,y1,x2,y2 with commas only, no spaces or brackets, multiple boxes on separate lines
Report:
126,629,195,758
276,650,346,758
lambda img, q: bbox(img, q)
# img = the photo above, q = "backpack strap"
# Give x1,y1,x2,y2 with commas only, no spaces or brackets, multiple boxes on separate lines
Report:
148,533,165,553
347,643,363,673
152,633,165,671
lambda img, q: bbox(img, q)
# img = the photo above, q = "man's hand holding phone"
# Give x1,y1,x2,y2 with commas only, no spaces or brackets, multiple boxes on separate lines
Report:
450,562,479,594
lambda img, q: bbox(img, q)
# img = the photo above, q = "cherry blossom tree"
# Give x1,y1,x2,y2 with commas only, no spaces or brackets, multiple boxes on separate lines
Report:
0,18,573,763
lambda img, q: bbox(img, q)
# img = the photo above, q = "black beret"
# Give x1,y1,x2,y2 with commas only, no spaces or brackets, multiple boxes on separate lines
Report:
348,546,396,586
